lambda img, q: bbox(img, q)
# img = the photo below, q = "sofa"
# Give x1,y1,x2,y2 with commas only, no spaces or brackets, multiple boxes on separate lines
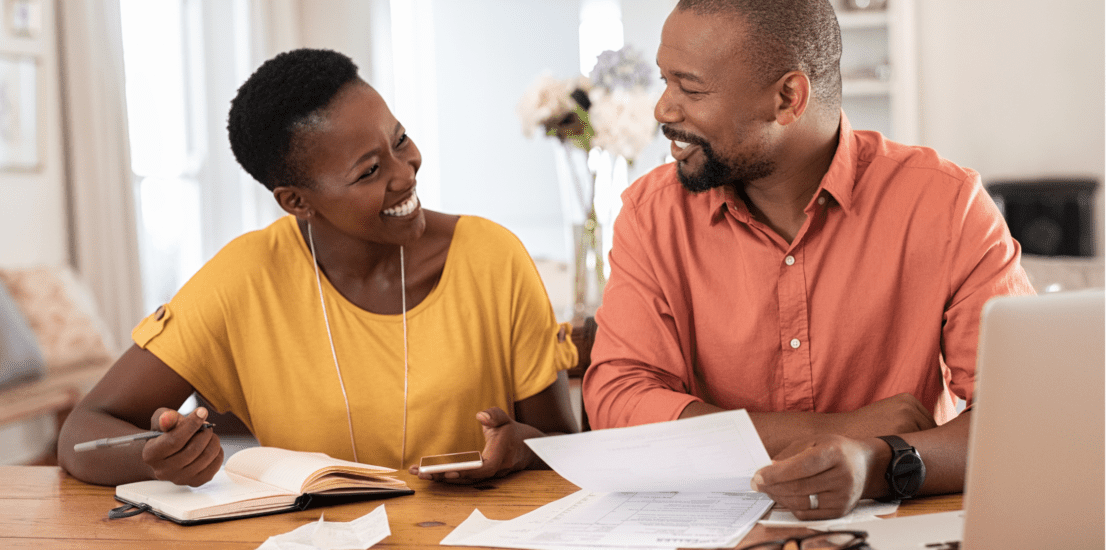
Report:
0,266,118,464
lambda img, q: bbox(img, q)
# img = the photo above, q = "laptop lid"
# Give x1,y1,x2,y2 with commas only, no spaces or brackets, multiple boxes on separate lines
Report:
963,290,1105,549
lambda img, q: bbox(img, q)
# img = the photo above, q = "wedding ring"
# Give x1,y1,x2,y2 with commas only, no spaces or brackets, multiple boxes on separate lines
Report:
808,493,819,510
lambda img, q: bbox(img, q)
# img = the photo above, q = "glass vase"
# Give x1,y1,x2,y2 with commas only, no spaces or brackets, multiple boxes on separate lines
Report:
570,209,606,322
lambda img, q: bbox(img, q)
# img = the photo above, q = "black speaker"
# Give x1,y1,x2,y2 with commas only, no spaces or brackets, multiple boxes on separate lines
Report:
985,179,1098,257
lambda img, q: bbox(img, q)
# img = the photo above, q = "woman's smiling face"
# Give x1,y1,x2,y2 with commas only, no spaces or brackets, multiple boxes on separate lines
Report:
293,81,426,246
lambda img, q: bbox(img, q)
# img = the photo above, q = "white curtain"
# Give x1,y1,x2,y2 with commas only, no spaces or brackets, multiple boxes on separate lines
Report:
56,0,144,350
248,0,301,59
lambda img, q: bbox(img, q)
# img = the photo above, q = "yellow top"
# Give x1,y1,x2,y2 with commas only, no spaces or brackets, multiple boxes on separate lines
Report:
133,215,575,469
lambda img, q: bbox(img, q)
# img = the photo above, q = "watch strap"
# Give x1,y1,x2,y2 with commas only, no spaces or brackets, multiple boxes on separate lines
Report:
878,434,913,454
877,435,925,501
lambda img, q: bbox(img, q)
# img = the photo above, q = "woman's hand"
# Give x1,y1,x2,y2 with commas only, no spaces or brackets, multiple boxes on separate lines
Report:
408,407,543,483
141,407,224,487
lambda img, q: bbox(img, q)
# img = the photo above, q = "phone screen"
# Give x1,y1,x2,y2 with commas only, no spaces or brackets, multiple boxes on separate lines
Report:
418,451,484,474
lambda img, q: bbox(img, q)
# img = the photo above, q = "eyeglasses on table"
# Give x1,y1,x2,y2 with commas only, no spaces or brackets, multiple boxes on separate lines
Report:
737,530,869,550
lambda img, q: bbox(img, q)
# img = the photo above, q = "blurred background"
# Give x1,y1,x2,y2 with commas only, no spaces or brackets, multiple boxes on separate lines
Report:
0,0,1103,464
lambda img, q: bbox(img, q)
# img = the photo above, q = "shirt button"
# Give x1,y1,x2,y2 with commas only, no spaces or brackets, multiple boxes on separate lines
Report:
790,338,801,349
817,196,827,205
785,255,796,266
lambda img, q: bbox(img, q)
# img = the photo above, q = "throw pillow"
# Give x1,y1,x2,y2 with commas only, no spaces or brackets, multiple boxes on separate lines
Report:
0,281,46,389
0,266,115,373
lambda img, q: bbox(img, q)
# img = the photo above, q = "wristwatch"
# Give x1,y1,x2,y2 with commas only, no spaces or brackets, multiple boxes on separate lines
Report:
877,435,926,501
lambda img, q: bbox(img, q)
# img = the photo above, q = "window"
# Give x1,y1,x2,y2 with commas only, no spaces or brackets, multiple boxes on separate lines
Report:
119,0,280,313
119,0,203,312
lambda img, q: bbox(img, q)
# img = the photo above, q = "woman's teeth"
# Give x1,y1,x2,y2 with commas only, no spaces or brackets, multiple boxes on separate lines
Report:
382,194,419,217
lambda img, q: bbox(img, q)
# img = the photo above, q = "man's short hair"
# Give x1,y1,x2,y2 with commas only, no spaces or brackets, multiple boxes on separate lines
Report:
227,48,361,191
676,0,842,110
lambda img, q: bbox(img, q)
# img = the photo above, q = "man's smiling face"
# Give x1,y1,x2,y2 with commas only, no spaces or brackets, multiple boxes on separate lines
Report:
654,8,781,194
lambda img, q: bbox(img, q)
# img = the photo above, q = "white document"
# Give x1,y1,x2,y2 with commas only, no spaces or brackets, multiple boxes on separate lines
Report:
524,409,773,492
442,410,775,549
758,499,900,530
257,505,391,549
446,489,772,549
442,507,674,550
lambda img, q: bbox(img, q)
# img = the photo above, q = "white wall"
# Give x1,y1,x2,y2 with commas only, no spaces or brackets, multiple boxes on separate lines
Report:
916,1,1103,182
916,1,1104,255
0,0,68,268
0,0,69,464
296,0,374,72
430,0,581,261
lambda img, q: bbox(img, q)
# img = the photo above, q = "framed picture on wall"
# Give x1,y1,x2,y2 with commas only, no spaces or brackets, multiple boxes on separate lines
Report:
0,54,39,171
5,0,42,38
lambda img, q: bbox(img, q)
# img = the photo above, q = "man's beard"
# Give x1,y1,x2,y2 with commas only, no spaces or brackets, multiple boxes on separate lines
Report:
664,126,775,194
676,142,736,193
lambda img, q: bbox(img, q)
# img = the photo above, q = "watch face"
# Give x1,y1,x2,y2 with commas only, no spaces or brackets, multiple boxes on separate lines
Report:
890,453,926,498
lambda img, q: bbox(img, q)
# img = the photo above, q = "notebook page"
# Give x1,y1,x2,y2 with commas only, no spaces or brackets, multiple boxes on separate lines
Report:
225,447,397,494
116,470,293,521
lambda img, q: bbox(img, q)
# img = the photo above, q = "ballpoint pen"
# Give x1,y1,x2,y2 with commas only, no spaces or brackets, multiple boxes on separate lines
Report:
73,423,216,452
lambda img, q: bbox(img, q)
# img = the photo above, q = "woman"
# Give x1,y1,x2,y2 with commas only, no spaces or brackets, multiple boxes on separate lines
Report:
57,48,579,487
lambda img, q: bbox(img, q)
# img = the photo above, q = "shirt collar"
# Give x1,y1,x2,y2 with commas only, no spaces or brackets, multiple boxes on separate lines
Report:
814,110,857,215
705,110,859,224
708,186,747,223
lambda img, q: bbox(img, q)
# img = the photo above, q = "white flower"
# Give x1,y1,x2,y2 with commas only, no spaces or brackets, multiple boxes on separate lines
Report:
587,88,660,161
516,72,590,137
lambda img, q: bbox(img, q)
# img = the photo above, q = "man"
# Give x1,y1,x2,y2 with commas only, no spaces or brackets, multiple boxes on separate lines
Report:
582,0,1034,520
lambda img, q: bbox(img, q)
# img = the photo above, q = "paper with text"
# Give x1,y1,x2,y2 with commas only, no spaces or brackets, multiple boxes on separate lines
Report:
444,489,771,549
524,409,772,492
442,508,672,550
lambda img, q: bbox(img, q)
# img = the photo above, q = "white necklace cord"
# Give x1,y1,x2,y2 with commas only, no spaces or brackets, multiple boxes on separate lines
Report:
399,246,409,469
308,222,360,463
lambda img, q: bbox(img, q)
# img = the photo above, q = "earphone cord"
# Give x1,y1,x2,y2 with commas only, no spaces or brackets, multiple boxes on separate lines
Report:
308,222,360,463
400,246,409,469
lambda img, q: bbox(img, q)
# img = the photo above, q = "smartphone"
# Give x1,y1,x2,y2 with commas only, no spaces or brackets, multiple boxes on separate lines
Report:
418,451,484,475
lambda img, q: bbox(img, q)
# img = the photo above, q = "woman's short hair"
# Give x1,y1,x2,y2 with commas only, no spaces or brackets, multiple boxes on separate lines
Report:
228,48,361,191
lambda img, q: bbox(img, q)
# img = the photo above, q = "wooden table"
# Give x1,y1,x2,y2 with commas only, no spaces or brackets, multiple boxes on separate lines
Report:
0,466,962,549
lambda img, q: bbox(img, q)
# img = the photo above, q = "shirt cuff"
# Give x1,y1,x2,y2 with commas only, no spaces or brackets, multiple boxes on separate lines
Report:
615,389,704,428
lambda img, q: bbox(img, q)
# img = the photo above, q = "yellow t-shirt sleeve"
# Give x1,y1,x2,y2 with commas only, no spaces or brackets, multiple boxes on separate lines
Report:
131,241,252,425
496,221,578,402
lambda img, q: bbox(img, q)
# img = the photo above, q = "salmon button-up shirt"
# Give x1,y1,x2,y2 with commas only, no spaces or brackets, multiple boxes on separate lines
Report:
583,114,1034,429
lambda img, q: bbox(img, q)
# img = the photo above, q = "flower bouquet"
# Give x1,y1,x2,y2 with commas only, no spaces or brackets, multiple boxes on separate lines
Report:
517,45,659,319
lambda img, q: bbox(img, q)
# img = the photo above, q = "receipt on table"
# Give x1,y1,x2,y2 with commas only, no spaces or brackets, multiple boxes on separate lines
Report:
256,504,391,550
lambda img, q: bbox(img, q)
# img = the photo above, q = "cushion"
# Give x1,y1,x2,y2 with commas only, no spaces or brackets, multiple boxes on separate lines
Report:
0,281,46,389
0,266,115,373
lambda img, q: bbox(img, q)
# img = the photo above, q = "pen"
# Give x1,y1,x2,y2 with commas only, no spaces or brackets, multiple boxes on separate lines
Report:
73,423,216,452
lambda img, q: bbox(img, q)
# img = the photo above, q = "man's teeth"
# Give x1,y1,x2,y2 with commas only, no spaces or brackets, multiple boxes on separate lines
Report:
382,194,419,217
675,140,690,150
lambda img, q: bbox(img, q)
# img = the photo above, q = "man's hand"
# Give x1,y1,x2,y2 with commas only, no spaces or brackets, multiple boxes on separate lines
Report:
750,434,885,520
408,407,544,483
141,407,224,487
825,393,936,439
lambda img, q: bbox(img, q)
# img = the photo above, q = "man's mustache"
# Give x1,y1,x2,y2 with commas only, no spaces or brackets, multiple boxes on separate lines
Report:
661,125,708,148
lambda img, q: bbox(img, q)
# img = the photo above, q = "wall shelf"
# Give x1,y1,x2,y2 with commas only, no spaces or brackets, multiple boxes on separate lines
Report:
837,10,888,30
835,0,917,144
843,78,891,97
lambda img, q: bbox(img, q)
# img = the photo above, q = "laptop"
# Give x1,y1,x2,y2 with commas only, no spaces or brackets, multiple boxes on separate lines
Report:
841,289,1105,549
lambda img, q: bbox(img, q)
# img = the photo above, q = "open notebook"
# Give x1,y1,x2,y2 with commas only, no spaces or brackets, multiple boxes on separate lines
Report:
113,446,414,525
839,289,1105,549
